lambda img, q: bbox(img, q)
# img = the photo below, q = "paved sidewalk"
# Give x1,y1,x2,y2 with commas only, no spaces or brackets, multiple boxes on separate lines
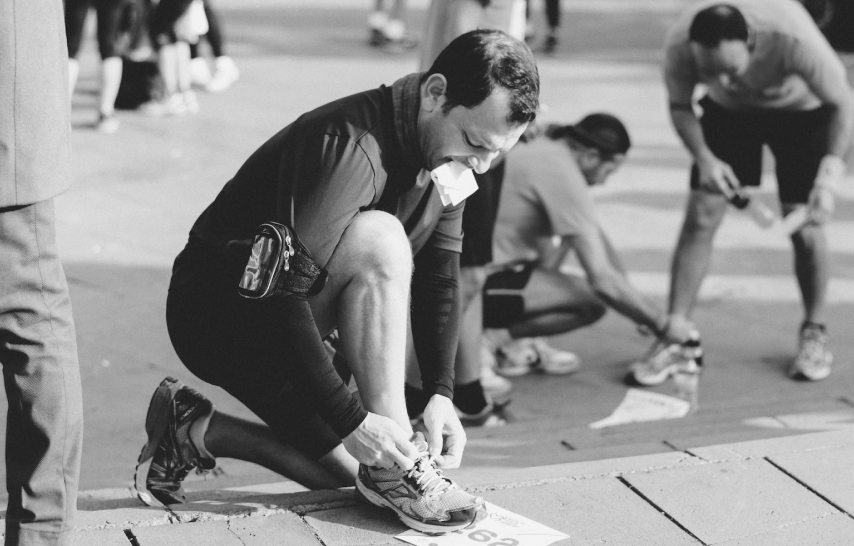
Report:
5,429,848,546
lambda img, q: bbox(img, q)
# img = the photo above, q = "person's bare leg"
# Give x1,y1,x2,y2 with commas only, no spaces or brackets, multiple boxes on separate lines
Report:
99,56,123,116
309,211,414,434
668,190,728,321
455,266,488,384
783,203,829,324
68,59,80,100
508,269,606,339
158,43,178,96
202,412,356,489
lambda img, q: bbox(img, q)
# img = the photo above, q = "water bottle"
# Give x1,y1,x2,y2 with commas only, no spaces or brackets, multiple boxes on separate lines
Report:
673,332,703,413
729,188,775,229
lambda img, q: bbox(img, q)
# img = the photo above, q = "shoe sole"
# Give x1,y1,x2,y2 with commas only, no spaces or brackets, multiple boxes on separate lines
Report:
133,377,182,507
355,477,483,534
789,353,833,382
631,364,677,387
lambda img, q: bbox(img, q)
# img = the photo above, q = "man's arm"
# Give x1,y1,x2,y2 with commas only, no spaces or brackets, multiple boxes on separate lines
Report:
669,105,740,197
410,244,467,468
569,225,670,337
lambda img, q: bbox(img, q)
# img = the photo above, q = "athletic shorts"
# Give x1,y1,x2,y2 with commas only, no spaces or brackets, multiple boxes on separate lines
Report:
482,260,535,328
66,0,135,58
461,161,505,267
150,0,194,45
693,96,831,204
166,245,345,461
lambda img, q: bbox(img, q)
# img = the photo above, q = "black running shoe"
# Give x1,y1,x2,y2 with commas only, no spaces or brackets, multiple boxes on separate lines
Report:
134,377,215,506
356,432,486,534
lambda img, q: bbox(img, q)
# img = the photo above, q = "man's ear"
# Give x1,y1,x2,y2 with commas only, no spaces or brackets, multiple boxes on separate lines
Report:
421,74,448,113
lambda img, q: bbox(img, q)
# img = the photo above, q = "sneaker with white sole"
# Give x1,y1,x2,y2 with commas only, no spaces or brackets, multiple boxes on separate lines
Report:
479,341,512,402
134,377,215,507
95,112,120,134
206,56,239,93
356,432,486,534
496,337,580,377
789,322,832,381
629,331,702,387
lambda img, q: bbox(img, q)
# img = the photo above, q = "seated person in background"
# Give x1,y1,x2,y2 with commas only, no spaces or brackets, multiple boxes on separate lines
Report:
481,114,695,380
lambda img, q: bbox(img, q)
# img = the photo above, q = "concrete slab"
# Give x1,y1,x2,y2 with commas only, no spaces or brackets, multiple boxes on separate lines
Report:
481,478,696,546
455,450,700,490
690,430,854,461
229,513,321,546
169,489,354,522
304,504,407,546
623,458,839,545
130,520,242,546
70,528,132,546
718,513,854,546
769,445,854,516
74,506,170,530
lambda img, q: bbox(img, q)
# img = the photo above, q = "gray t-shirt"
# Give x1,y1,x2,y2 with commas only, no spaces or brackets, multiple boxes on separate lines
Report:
664,0,848,111
492,138,597,266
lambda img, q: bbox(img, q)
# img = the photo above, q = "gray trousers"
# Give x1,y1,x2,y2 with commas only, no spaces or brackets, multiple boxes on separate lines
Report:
1,200,83,546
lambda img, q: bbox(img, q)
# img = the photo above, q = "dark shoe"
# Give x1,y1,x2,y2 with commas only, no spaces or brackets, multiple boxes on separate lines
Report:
134,377,215,506
356,432,486,534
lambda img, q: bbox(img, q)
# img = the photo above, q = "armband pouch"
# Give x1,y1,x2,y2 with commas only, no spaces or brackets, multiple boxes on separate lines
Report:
237,222,327,299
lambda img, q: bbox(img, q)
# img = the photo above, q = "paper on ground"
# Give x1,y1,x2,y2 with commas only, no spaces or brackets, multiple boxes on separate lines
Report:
429,161,478,206
396,501,568,546
589,388,691,429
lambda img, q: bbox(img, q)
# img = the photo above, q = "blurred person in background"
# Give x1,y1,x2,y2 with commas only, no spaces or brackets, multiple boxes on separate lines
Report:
65,0,139,133
188,0,239,93
651,1,853,383
1,0,85,544
367,0,417,51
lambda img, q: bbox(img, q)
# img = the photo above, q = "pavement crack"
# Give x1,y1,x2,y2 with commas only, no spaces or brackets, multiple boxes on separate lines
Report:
616,476,707,545
226,520,248,546
300,515,329,546
763,457,853,519
123,529,142,546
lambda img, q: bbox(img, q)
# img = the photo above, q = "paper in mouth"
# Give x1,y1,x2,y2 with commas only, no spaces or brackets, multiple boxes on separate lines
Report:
430,161,478,206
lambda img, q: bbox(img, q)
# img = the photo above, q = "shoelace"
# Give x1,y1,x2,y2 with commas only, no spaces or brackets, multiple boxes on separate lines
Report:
406,454,452,497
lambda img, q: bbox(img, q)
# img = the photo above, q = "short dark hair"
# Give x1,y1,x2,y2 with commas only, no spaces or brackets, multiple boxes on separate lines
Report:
549,113,631,158
689,4,749,48
423,29,540,126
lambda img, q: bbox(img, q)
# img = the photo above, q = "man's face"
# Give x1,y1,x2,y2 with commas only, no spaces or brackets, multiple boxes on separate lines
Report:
418,74,528,174
580,150,626,187
690,39,751,87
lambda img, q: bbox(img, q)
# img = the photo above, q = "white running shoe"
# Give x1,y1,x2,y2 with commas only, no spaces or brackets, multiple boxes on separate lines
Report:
496,337,580,377
629,341,684,386
206,56,239,93
789,323,832,381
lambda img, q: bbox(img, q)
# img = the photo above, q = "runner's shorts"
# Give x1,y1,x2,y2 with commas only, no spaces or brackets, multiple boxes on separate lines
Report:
482,260,536,328
693,96,831,204
166,245,345,461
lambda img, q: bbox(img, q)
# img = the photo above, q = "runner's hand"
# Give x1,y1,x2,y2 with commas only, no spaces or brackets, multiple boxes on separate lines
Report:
808,186,835,224
422,394,466,469
696,153,739,198
342,412,418,470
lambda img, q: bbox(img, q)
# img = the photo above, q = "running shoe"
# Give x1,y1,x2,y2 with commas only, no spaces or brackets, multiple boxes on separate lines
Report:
479,340,512,402
356,432,486,534
455,398,508,428
496,337,580,377
134,377,215,506
206,56,239,93
95,112,120,134
789,323,832,381
628,341,684,386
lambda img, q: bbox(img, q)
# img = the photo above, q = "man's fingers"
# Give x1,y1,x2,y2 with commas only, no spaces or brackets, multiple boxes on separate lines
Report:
435,433,465,469
718,166,740,198
426,423,444,459
389,446,415,471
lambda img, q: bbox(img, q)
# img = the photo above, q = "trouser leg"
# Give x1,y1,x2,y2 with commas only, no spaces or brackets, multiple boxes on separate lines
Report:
1,200,84,546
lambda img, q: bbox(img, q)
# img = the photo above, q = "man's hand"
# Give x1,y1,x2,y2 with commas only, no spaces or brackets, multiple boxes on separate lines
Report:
342,413,419,470
808,155,844,225
696,153,739,197
421,394,466,469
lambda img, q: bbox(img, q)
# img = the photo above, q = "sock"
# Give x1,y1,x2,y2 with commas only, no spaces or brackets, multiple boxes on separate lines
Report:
188,406,216,465
454,380,488,415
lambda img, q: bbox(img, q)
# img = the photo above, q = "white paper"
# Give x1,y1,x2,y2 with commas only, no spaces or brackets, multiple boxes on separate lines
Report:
430,161,478,206
396,502,568,546
588,388,691,429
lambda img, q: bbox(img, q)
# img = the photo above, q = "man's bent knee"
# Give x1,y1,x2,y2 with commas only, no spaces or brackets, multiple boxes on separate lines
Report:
338,211,412,279
683,191,728,233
